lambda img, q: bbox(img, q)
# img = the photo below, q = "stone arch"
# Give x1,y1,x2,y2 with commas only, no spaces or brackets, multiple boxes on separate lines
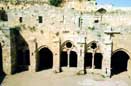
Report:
111,48,130,76
96,8,107,21
36,46,53,71
112,48,130,56
37,45,49,51
60,40,78,68
86,41,98,49
96,8,107,13
84,41,103,69
61,40,77,51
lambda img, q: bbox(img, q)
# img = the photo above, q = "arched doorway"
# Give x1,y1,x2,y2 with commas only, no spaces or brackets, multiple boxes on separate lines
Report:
94,53,103,69
84,53,103,69
60,51,77,67
84,41,103,69
70,51,77,67
37,48,53,71
60,51,68,67
0,44,4,75
84,53,92,68
111,50,129,75
60,41,77,68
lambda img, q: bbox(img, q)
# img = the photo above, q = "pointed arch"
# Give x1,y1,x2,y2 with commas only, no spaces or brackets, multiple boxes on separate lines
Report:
36,46,53,71
111,48,130,75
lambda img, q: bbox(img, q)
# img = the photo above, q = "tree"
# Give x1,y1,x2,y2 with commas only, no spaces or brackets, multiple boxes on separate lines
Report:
49,0,62,7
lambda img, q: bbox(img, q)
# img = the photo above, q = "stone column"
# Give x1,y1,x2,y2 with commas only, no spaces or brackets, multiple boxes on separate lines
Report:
77,43,85,74
1,27,12,74
29,38,37,72
103,42,112,77
103,26,120,77
103,34,112,77
2,46,12,74
52,38,60,73
91,49,95,70
67,50,70,68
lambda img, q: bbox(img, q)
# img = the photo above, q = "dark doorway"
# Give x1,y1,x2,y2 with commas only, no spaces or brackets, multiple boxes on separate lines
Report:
0,44,5,85
10,28,30,74
24,50,30,65
60,51,77,67
111,50,129,75
94,53,103,69
15,49,30,73
84,52,103,69
60,51,68,67
69,51,77,67
0,44,4,75
0,8,8,21
37,48,53,71
84,53,92,68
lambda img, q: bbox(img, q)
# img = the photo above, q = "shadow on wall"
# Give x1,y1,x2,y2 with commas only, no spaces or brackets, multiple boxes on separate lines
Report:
0,8,8,21
10,27,30,74
0,44,6,85
0,74,5,85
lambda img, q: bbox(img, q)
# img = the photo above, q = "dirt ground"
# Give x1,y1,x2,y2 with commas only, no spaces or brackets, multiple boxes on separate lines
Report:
1,69,131,86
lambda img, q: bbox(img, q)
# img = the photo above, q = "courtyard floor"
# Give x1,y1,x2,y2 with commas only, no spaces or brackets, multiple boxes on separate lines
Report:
1,69,131,86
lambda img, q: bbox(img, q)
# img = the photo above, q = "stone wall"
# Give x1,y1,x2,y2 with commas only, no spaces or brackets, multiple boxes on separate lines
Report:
0,1,131,77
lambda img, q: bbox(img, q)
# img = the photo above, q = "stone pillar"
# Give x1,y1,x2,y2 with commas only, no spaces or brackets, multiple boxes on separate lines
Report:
103,34,112,77
67,50,70,68
0,27,12,74
29,39,37,72
103,41,112,77
2,46,12,74
91,49,95,70
77,43,85,74
103,26,120,77
52,38,60,73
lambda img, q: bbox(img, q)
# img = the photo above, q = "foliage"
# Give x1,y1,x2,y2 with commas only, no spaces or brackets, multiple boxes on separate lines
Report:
49,0,62,7
88,26,95,31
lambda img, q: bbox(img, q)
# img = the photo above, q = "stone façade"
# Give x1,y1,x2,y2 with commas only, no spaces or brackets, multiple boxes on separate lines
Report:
0,0,131,77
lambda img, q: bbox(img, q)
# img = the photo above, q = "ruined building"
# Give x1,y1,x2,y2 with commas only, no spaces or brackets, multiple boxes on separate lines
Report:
0,0,131,77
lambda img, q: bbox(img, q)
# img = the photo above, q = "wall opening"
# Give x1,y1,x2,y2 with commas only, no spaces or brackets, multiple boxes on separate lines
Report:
0,44,5,85
38,16,43,23
66,42,72,48
37,48,53,71
69,51,77,67
84,53,92,68
0,44,4,75
15,49,30,73
94,53,103,69
60,51,77,67
94,20,99,23
19,17,23,23
0,8,8,21
60,51,68,67
111,50,129,75
84,52,103,69
10,28,30,74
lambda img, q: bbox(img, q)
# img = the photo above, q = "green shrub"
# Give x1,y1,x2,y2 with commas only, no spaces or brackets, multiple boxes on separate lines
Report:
49,0,62,6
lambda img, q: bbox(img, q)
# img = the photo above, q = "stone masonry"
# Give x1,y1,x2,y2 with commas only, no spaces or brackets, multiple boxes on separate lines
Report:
0,0,131,77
